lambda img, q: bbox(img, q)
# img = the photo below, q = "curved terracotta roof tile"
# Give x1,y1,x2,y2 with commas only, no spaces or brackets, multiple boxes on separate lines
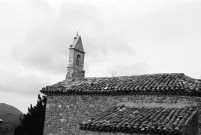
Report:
41,73,201,96
80,105,197,135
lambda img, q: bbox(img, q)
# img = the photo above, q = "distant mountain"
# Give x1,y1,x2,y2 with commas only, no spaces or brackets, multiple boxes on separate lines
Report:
0,103,22,116
0,103,23,135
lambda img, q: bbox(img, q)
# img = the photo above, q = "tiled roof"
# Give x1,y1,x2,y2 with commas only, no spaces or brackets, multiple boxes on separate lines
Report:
80,105,197,135
40,73,201,96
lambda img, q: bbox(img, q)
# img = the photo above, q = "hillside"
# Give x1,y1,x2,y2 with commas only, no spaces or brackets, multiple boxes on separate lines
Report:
0,103,22,135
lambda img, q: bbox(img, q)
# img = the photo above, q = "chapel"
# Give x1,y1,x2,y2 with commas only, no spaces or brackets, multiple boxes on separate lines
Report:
41,34,201,135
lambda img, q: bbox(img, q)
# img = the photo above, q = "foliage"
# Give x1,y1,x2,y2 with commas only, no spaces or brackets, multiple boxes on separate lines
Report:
14,94,47,135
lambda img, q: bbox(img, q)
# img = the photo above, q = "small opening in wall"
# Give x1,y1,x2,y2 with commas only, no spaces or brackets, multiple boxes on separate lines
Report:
76,54,80,65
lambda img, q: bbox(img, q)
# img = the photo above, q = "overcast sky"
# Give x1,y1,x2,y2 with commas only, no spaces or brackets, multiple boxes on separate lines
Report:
0,0,201,113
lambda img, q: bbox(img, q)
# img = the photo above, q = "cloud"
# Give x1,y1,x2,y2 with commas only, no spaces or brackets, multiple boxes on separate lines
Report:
10,0,139,76
7,0,201,79
1,0,201,113
0,69,50,96
107,62,149,77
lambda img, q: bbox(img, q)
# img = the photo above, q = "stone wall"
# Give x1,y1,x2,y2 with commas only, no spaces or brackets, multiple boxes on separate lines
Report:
43,95,200,135
66,67,85,79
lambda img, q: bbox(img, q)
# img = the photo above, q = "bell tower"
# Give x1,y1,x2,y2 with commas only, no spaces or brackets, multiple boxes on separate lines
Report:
66,33,85,79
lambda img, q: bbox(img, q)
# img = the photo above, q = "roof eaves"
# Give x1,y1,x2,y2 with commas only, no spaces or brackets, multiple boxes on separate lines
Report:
79,106,197,135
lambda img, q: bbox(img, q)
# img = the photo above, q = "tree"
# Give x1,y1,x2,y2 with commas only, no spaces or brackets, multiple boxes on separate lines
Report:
14,94,47,135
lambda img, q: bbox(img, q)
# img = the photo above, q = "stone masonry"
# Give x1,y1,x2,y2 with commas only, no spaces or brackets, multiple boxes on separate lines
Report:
41,34,201,135
66,34,85,79
43,95,201,135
